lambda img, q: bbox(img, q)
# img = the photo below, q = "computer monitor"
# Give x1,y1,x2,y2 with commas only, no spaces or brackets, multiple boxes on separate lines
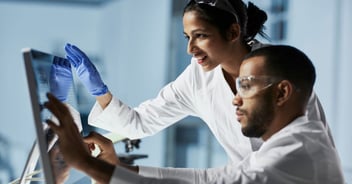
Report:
22,48,88,183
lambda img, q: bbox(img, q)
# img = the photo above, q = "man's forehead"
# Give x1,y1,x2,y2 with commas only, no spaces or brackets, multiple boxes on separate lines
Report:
239,56,266,76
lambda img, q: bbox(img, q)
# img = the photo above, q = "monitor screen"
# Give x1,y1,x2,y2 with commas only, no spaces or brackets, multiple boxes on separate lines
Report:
22,48,90,184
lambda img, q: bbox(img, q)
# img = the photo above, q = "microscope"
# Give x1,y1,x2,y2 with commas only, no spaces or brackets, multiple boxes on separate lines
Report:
119,138,148,165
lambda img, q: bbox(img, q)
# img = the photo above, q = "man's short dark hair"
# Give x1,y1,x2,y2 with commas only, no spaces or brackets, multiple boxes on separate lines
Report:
244,45,316,103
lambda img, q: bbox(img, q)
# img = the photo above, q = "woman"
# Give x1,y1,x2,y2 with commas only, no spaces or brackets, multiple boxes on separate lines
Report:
63,0,332,180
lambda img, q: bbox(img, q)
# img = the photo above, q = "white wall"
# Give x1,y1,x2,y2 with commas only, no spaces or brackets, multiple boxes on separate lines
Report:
334,0,352,181
287,0,336,121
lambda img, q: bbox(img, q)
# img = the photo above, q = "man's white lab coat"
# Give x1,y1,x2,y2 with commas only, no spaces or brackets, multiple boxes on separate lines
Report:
109,116,344,184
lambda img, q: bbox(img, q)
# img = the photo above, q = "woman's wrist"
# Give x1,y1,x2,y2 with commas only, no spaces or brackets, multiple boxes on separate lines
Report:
96,91,113,109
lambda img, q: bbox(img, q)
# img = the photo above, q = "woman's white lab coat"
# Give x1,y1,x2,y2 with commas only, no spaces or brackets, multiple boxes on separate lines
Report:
109,116,344,184
88,43,335,180
89,57,253,163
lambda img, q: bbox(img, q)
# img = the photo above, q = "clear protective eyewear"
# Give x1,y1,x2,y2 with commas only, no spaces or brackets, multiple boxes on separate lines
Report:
192,0,239,23
235,75,281,98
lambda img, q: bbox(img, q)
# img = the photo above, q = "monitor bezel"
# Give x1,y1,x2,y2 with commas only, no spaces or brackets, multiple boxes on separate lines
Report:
22,48,57,184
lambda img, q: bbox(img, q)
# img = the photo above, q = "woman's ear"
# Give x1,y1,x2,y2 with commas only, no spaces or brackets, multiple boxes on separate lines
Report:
276,80,293,106
227,23,241,42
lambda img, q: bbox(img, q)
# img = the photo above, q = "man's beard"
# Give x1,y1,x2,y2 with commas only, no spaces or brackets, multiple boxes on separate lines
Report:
242,91,275,138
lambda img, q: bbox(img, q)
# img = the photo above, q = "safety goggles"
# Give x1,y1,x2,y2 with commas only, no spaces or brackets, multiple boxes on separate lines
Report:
192,0,239,23
235,75,282,98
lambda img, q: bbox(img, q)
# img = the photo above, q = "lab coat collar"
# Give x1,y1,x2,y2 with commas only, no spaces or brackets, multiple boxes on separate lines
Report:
265,115,308,142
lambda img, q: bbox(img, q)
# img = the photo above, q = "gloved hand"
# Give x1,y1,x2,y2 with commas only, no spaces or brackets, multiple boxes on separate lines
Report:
49,57,73,102
64,43,108,96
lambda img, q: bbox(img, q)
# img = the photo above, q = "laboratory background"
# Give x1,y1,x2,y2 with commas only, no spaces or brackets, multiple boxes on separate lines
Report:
0,0,351,183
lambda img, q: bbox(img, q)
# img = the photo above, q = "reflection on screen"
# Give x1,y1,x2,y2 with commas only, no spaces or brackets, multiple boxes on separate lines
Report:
31,51,78,122
27,49,90,183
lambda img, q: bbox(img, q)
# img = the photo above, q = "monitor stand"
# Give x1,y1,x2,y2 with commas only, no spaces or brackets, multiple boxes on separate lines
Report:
18,141,40,184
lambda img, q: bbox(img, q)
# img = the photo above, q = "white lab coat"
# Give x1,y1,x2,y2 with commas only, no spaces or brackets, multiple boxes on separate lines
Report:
109,116,344,184
88,55,334,164
89,57,252,163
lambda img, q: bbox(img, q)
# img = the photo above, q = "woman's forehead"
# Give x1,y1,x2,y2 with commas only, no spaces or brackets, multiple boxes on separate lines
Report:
183,11,218,33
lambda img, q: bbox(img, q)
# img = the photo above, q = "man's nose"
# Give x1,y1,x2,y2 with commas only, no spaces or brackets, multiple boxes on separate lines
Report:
233,93,243,106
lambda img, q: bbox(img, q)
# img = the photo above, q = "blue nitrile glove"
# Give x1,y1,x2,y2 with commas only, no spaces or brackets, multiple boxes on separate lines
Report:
49,57,73,102
64,43,108,96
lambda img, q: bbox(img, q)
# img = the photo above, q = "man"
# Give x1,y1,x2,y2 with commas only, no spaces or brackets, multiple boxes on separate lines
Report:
44,45,345,183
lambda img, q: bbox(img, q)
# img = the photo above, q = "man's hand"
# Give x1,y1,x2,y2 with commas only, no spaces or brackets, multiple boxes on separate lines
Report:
84,131,120,166
44,93,90,169
44,93,115,183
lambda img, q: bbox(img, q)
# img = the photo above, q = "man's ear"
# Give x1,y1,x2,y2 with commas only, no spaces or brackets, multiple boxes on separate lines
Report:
276,80,293,106
227,23,241,42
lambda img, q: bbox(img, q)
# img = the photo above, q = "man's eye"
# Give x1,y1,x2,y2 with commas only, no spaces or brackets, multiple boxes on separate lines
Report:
240,83,251,91
184,35,190,40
